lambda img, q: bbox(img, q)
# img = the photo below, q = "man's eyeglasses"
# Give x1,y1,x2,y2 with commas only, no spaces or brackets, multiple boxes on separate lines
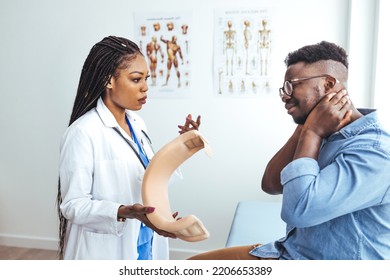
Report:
279,74,339,99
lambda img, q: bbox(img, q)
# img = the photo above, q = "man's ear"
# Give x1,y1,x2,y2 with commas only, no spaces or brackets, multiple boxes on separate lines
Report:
324,76,337,92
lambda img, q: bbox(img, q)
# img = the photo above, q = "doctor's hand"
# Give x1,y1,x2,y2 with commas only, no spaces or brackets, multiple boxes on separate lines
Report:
117,204,177,239
146,211,182,238
178,114,201,134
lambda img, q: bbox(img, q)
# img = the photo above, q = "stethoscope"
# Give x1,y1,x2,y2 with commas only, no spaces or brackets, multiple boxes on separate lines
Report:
113,121,154,170
95,107,154,169
140,130,153,152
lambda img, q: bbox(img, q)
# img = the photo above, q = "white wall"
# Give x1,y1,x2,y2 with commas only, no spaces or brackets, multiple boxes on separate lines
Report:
373,0,390,132
0,0,379,258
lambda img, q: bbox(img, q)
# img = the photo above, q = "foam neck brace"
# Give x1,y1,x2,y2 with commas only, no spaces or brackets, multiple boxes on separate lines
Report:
142,130,211,242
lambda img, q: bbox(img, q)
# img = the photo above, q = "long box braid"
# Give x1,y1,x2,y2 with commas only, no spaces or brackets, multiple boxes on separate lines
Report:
56,36,143,259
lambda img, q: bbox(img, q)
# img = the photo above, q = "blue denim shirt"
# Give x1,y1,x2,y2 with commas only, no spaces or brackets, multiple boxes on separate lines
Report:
251,109,390,259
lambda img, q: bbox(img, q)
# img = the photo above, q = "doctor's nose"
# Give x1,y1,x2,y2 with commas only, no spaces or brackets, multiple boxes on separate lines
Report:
142,81,148,92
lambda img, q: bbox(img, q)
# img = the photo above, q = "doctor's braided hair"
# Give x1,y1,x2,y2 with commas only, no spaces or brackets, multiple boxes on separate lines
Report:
69,36,143,125
56,36,142,259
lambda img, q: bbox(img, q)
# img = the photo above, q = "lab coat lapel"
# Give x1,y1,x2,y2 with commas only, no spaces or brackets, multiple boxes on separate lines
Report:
95,97,147,169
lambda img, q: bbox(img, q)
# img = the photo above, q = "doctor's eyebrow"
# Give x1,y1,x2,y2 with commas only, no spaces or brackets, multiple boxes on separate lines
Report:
129,71,149,75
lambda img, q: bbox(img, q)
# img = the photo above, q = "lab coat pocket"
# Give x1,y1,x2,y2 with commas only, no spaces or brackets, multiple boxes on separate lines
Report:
76,229,119,260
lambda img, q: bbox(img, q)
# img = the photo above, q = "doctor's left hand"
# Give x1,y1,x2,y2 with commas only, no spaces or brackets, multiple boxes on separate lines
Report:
117,203,177,238
178,114,201,134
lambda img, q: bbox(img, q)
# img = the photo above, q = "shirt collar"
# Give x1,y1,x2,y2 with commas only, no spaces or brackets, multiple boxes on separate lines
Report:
333,108,378,139
95,97,134,128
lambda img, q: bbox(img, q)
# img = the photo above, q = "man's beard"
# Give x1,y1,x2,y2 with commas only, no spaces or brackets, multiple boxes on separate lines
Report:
292,88,321,125
293,114,307,125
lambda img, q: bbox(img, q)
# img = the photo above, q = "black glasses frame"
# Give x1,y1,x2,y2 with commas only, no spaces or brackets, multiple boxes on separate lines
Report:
279,74,339,99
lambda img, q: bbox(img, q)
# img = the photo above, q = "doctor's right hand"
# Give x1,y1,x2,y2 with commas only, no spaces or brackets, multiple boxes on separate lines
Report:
117,204,177,239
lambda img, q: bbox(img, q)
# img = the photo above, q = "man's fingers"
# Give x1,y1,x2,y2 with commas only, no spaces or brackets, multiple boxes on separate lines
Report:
338,95,350,110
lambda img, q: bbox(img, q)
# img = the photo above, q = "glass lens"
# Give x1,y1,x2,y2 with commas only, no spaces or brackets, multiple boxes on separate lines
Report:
284,81,293,96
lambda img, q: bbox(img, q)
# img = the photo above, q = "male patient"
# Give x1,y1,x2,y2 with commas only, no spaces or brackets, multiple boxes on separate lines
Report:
189,41,390,260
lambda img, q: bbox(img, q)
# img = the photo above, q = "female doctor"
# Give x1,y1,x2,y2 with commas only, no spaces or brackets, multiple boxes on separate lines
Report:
57,36,200,260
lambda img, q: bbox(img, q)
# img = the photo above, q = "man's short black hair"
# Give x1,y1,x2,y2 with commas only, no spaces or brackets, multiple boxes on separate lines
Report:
284,41,348,69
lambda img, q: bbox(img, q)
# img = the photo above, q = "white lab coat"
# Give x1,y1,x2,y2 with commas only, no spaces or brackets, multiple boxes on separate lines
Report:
59,97,171,260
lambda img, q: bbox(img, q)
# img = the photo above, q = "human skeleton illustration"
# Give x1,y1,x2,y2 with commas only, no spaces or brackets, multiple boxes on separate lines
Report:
258,19,271,76
223,20,237,76
216,14,272,96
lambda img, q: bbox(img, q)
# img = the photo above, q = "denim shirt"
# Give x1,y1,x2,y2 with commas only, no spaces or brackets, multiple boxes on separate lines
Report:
251,109,390,259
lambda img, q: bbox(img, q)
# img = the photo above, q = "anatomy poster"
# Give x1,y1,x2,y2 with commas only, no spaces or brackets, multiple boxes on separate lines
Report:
214,8,272,97
134,12,192,98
